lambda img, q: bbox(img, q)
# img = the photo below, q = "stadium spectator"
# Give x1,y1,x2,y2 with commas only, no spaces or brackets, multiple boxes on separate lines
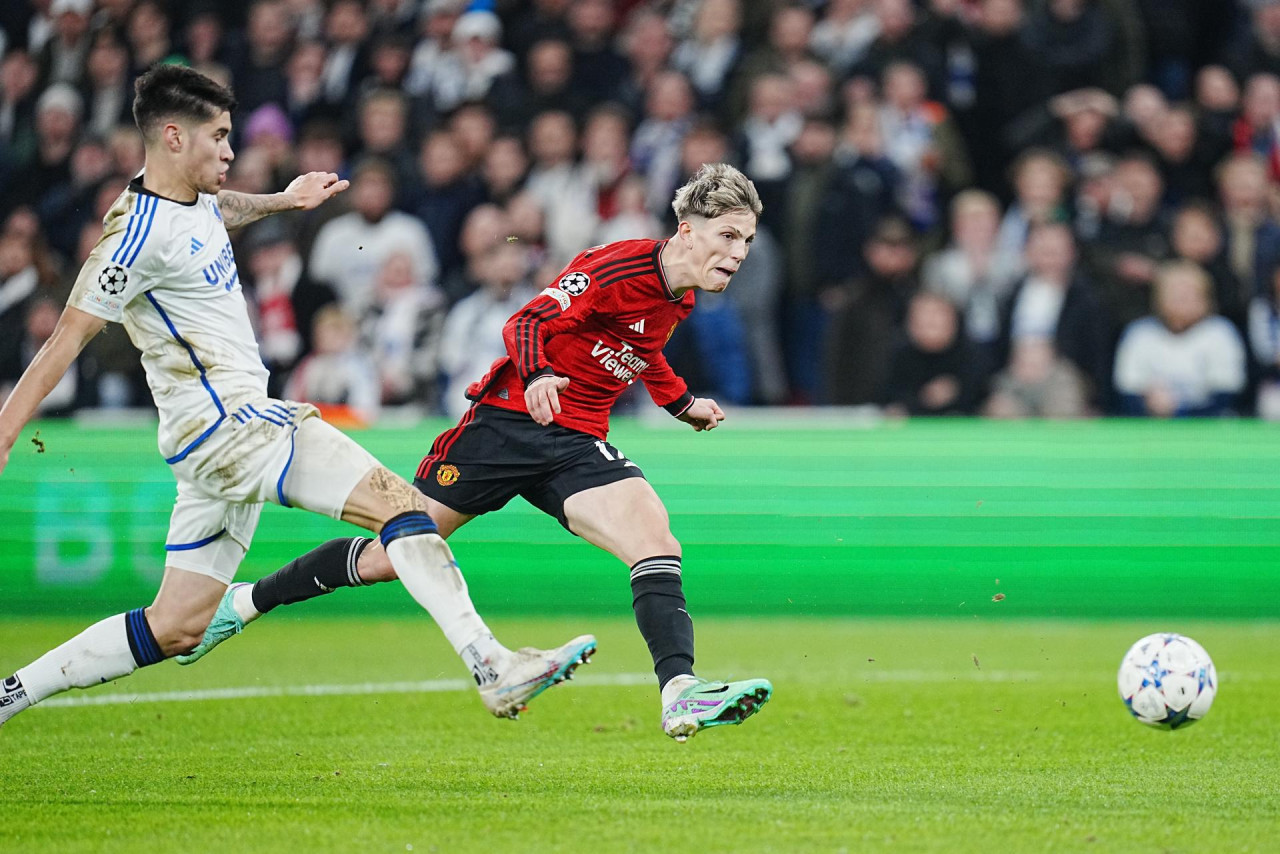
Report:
1086,153,1170,335
824,216,919,406
884,290,981,415
0,234,41,394
284,304,381,424
995,148,1072,256
615,7,674,117
876,59,971,231
226,0,293,118
923,189,1022,373
425,10,517,114
242,217,335,397
1217,153,1280,297
728,3,816,122
479,133,529,205
810,0,880,78
37,0,93,90
565,0,627,109
308,157,438,315
360,250,447,408
412,129,484,284
1169,200,1248,333
671,0,743,111
999,222,1110,403
125,2,178,79
81,29,132,140
1020,0,1114,97
983,335,1091,418
352,88,416,189
510,38,588,127
320,0,372,116
1248,258,1280,418
631,70,696,216
1114,260,1246,416
437,241,537,418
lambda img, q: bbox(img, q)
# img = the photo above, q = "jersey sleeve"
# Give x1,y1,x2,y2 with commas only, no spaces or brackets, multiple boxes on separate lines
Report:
640,351,694,415
503,251,611,385
68,192,165,322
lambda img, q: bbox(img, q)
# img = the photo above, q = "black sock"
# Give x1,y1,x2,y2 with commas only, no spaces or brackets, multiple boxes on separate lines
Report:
630,555,695,687
251,537,373,614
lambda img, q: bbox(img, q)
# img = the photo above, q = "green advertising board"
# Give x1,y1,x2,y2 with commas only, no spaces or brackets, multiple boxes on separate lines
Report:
3,416,1279,618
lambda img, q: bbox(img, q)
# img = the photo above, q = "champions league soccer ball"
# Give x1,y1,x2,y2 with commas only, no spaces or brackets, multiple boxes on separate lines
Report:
1117,633,1217,729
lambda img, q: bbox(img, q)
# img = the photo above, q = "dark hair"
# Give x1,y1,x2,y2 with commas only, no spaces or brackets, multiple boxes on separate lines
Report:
132,64,236,141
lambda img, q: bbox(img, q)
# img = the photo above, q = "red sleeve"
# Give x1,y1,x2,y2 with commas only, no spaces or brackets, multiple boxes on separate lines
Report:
503,255,609,386
640,351,694,415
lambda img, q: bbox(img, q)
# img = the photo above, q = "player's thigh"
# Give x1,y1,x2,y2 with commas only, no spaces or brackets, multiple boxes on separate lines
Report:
281,417,410,530
562,478,681,565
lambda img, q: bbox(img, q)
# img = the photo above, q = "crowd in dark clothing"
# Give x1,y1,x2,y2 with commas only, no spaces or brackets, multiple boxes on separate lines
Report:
2,0,1280,421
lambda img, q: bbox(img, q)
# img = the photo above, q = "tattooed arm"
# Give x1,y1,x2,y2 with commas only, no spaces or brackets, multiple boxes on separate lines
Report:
217,171,350,231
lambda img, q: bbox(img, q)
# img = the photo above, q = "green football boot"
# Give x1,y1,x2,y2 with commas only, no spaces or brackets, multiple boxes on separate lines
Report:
661,677,773,741
176,582,251,665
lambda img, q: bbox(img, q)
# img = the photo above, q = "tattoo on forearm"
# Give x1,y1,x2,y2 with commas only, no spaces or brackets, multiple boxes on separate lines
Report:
369,466,426,514
217,191,291,231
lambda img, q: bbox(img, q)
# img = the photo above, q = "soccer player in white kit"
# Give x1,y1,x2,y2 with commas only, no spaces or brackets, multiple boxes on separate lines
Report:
0,65,594,731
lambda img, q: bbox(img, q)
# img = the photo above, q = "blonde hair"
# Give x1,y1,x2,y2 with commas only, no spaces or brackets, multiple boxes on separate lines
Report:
672,162,763,221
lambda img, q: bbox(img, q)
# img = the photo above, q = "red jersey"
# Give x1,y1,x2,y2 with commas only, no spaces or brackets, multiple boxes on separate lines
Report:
466,238,696,439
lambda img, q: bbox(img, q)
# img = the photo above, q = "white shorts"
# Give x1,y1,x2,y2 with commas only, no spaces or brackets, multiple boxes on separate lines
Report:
163,398,380,583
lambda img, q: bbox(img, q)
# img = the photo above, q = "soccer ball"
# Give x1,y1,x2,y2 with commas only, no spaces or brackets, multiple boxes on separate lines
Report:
1117,633,1216,729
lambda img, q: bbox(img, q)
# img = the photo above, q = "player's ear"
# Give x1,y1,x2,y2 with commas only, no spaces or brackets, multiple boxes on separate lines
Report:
162,121,183,153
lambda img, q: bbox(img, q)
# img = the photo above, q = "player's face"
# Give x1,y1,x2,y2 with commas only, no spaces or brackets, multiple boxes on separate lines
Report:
181,111,234,195
685,210,756,292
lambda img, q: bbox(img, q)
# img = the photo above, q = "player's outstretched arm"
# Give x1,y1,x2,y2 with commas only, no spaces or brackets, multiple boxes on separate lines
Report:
0,306,107,475
677,397,725,432
218,171,350,231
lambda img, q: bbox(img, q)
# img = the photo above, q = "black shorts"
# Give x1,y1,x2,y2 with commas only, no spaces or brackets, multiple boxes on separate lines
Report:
413,404,645,530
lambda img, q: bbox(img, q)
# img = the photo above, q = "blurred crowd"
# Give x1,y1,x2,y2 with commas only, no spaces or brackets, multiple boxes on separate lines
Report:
4,0,1280,421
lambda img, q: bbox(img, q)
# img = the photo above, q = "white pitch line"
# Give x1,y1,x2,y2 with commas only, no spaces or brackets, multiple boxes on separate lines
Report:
38,670,1053,709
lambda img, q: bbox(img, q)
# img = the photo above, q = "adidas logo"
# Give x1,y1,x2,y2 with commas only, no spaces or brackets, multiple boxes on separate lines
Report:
190,237,204,255
627,319,646,334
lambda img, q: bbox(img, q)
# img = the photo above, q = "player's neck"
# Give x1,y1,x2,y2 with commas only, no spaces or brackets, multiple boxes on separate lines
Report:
140,155,199,203
659,236,697,296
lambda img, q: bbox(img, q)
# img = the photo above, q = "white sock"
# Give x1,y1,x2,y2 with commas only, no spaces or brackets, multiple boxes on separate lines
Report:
231,583,261,624
14,614,139,708
384,532,505,664
661,674,700,708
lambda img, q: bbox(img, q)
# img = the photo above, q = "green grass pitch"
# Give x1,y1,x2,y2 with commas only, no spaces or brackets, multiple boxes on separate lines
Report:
1,615,1277,853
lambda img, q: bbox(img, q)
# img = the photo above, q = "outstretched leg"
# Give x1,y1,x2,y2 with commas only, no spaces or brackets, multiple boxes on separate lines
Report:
2,568,225,728
564,478,771,741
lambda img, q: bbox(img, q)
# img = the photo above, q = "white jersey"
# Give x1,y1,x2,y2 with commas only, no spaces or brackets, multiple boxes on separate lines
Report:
69,177,269,463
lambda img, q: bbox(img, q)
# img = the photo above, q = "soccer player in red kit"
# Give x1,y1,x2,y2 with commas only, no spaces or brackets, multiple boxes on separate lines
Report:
179,164,773,741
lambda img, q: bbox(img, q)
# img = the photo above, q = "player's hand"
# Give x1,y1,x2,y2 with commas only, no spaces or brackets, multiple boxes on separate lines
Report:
679,397,725,432
526,375,570,426
284,172,349,210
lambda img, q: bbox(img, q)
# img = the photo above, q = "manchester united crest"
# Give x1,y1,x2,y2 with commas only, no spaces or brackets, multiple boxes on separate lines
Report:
436,464,460,486
558,271,590,295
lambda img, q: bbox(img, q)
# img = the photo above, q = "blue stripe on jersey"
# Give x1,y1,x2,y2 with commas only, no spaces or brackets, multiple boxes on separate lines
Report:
111,194,146,263
115,195,154,267
125,195,160,267
165,529,227,551
145,291,226,417
164,416,225,464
